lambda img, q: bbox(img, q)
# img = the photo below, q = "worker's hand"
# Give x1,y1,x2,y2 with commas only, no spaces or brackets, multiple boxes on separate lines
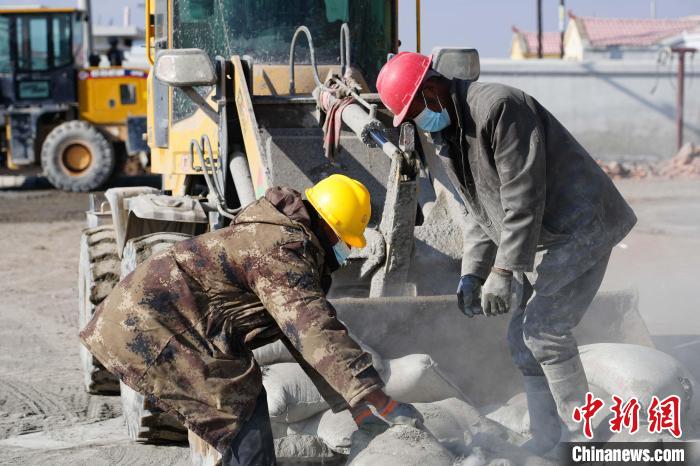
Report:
456,274,484,317
376,399,424,429
481,268,513,316
352,404,391,437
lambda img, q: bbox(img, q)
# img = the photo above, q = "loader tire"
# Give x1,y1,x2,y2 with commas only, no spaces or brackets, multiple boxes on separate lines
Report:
42,120,115,192
119,232,192,280
119,232,191,444
78,225,121,394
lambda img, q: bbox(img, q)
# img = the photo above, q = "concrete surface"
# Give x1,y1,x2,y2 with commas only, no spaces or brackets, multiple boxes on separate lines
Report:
601,179,700,382
603,179,700,333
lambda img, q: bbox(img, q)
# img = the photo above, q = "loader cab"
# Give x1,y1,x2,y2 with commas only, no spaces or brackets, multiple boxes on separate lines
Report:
147,0,398,196
0,8,87,107
150,0,396,93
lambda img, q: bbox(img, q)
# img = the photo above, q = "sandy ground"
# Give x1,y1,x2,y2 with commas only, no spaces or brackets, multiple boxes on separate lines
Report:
0,191,190,465
0,179,698,465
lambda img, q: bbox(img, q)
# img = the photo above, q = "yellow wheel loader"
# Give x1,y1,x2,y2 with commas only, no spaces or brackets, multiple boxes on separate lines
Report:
76,0,647,459
0,7,149,191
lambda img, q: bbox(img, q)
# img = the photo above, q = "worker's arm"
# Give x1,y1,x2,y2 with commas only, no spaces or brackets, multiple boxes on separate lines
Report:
461,210,497,280
248,239,384,408
486,96,546,272
426,131,497,278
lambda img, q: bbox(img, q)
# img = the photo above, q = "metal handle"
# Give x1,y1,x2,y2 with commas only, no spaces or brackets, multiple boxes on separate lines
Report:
340,23,351,77
289,26,321,94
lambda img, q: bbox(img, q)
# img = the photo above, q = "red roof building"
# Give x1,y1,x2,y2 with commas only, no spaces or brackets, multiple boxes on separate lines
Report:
511,27,563,59
511,13,700,60
566,13,700,60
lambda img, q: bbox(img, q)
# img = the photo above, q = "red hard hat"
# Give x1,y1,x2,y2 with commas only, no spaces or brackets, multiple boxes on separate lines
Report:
376,52,432,127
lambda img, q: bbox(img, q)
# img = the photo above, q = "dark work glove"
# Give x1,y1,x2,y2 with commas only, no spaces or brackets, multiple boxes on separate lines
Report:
457,274,484,318
481,268,513,316
376,399,424,428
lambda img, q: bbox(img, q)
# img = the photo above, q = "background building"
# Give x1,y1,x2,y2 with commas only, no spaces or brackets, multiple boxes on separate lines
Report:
510,28,562,59
512,13,700,61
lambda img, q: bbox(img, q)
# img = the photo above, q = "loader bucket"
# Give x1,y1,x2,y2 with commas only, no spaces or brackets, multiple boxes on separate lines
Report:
332,289,649,407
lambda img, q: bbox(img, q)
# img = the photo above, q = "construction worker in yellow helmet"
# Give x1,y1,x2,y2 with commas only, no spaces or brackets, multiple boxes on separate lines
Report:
80,174,423,466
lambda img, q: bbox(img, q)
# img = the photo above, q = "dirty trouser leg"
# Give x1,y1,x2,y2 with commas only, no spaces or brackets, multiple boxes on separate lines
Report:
521,250,611,368
507,277,560,453
523,250,611,444
222,388,276,466
507,249,612,374
507,278,542,376
507,250,611,448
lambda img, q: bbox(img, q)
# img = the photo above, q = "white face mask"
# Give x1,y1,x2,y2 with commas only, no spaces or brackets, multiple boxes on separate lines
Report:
332,240,352,266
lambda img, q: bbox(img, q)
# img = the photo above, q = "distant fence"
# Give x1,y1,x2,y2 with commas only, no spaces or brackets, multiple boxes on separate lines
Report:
479,59,700,160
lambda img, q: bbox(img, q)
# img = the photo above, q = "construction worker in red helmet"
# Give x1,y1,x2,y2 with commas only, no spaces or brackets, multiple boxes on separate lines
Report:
377,52,637,454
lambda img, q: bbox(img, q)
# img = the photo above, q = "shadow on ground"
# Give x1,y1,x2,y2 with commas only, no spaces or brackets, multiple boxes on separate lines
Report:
0,175,161,191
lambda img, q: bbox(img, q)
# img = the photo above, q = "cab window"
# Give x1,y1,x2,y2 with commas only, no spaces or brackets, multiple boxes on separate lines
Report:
120,84,137,105
0,16,10,73
170,0,394,122
17,15,49,71
53,14,72,67
72,13,85,67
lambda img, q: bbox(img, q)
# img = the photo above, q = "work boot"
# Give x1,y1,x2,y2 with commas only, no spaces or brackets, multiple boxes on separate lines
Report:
541,354,590,443
522,375,561,455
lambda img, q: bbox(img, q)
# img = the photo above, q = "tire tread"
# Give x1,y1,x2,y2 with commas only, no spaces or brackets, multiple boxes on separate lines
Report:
42,120,115,192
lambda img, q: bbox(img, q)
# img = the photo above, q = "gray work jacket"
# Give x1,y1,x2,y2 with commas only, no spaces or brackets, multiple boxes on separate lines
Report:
431,79,636,284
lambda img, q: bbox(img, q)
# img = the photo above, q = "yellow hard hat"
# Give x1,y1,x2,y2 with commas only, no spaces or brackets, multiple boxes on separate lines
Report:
305,174,371,248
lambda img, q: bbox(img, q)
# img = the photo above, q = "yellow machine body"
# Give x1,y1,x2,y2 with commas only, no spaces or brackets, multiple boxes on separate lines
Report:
77,68,149,126
1,6,151,191
145,0,397,197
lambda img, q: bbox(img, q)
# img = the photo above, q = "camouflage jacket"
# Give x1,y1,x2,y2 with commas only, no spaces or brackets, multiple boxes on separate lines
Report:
79,187,383,451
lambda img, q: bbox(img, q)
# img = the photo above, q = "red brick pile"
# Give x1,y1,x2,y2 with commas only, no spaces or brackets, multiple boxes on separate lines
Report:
597,143,700,180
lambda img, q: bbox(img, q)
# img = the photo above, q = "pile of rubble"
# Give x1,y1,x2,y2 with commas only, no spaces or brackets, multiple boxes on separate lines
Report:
597,142,700,180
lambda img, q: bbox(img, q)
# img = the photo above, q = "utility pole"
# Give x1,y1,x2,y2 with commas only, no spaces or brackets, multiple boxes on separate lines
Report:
559,0,565,59
672,47,697,150
650,0,657,19
537,0,543,59
416,0,421,53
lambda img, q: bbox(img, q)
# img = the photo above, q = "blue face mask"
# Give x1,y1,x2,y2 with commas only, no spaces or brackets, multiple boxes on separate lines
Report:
332,240,352,266
413,93,451,132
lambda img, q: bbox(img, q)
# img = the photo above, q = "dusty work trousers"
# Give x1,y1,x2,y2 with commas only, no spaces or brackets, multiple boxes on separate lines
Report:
507,248,612,376
222,388,276,466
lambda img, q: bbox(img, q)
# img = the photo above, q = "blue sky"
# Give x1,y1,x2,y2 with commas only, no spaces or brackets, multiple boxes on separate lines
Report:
8,0,700,57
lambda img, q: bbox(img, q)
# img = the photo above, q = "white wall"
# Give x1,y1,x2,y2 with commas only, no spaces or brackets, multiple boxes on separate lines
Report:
479,59,700,160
